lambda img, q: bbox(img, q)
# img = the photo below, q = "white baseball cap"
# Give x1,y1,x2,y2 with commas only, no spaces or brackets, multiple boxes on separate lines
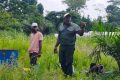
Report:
64,13,71,18
31,22,38,27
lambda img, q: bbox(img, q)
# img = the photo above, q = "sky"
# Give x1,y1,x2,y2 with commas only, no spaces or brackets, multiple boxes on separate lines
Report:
38,0,109,20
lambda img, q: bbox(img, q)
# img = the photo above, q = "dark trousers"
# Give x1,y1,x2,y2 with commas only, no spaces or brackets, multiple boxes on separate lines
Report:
59,45,75,76
29,52,37,65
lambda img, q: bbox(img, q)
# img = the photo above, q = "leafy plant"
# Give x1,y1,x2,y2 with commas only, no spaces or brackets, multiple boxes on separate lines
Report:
91,21,120,70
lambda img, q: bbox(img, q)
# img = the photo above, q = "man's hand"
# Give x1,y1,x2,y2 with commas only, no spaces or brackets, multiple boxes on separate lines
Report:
28,48,32,53
37,53,41,57
80,22,86,29
37,51,41,57
54,47,58,54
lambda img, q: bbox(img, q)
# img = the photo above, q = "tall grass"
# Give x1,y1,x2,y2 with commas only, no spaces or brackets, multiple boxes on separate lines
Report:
0,31,119,80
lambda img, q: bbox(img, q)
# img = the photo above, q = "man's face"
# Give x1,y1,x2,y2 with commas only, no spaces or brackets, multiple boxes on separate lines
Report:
63,16,71,24
31,26,37,33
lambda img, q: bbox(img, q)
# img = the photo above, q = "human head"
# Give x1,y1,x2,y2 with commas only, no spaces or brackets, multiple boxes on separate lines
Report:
31,22,39,33
63,13,71,24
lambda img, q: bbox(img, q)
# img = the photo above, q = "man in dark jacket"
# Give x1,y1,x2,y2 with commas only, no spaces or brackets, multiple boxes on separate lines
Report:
54,13,85,76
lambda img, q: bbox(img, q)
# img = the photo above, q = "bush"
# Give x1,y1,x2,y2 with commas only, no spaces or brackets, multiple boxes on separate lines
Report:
0,10,21,31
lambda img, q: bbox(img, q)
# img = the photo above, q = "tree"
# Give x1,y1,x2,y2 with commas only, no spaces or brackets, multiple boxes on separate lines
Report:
0,0,55,34
45,11,83,31
0,9,21,30
70,11,81,24
0,0,37,19
37,3,44,14
106,0,120,26
0,0,9,9
62,0,86,12
46,10,92,32
22,0,37,5
22,12,55,35
45,11,65,30
106,5,120,23
108,0,120,5
8,0,26,18
0,0,4,3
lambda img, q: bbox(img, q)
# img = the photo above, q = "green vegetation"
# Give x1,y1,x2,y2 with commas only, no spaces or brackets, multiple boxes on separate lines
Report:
62,0,86,12
0,0,120,80
91,20,120,71
0,0,55,34
0,31,119,80
0,0,92,34
106,0,120,27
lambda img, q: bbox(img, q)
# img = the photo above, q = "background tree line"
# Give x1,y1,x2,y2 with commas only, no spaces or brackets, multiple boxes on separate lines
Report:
0,0,92,35
0,0,120,35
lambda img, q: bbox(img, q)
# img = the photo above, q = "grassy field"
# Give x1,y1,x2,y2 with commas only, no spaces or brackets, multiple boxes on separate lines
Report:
0,31,119,80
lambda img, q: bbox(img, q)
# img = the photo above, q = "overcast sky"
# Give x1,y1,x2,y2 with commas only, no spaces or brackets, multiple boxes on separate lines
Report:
38,0,109,19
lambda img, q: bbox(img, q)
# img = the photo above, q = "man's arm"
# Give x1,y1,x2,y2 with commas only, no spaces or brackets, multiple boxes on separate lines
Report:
38,40,42,57
77,22,86,36
77,28,84,36
54,33,60,53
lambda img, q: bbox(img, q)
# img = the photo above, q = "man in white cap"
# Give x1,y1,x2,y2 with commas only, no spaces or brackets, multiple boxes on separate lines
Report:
54,13,85,76
28,22,43,65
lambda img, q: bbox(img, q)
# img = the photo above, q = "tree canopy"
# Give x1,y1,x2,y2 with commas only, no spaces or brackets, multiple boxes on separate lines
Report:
62,0,86,12
106,0,120,26
0,0,55,34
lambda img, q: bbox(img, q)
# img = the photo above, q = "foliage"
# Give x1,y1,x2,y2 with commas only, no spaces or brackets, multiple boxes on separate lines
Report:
37,3,44,14
62,0,86,12
106,5,120,26
108,0,120,5
45,10,92,32
0,9,21,30
91,21,120,70
106,0,120,27
0,31,119,80
69,11,81,24
45,11,65,31
22,0,37,5
0,0,55,34
22,13,55,35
